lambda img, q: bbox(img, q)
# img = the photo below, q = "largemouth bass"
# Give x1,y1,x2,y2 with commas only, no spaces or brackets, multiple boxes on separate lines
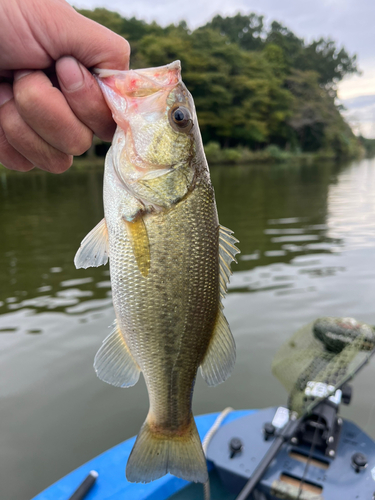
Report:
74,61,239,484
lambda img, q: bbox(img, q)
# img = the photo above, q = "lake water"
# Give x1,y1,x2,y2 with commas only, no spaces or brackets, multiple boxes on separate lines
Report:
1,157,375,500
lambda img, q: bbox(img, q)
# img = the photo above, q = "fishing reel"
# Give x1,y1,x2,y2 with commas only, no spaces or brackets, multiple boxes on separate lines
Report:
264,379,352,458
292,382,352,458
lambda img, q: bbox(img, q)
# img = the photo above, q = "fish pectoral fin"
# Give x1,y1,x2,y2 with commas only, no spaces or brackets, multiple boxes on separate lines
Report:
124,216,151,278
74,218,109,269
219,225,240,299
94,320,141,388
200,310,236,386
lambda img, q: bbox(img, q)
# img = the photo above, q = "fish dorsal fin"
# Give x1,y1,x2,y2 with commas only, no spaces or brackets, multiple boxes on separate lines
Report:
219,225,240,299
94,320,141,388
200,309,236,386
124,217,151,277
74,218,109,269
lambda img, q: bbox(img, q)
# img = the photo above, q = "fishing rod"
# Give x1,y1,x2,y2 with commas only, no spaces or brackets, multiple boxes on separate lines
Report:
235,414,300,500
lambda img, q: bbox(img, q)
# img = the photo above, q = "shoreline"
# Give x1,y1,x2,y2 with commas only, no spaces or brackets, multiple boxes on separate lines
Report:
1,142,373,173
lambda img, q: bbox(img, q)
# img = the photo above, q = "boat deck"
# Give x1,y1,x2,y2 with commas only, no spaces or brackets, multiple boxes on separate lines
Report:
33,410,254,500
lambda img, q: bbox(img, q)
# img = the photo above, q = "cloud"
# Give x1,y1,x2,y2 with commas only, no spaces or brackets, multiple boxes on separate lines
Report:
340,94,375,138
339,67,375,99
71,0,375,66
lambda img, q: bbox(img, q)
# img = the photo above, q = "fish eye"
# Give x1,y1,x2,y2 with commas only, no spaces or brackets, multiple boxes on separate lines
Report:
170,106,193,132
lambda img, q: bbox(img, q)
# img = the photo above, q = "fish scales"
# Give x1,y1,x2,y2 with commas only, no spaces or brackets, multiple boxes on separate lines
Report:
74,60,239,484
110,181,219,429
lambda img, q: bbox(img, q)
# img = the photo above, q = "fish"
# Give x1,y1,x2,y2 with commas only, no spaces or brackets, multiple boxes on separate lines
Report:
74,60,239,484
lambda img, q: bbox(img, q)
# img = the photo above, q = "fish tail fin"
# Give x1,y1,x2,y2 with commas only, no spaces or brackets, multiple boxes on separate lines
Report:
126,414,208,484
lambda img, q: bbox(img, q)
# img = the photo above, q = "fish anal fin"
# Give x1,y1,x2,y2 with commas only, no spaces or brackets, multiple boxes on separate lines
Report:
219,225,240,297
124,216,151,277
200,310,236,386
74,218,109,269
94,320,140,388
126,414,208,483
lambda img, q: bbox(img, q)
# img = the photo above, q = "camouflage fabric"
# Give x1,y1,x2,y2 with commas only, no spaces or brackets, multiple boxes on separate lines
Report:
272,317,375,416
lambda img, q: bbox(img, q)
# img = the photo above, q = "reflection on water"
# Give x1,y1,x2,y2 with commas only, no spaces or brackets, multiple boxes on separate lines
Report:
327,160,375,249
1,158,375,499
0,170,108,324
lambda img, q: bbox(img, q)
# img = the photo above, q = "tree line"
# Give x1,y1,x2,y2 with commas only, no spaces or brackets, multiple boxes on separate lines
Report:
78,9,369,159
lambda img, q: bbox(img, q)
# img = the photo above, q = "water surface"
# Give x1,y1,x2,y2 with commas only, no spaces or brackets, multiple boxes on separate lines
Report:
1,158,375,499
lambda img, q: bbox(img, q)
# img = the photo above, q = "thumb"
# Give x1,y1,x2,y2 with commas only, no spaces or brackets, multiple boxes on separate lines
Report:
37,1,130,70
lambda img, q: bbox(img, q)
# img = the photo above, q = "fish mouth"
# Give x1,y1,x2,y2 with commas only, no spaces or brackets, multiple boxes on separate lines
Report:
98,61,192,212
95,61,185,177
94,61,182,95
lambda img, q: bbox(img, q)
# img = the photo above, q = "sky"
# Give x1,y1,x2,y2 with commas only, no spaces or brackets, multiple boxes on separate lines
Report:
70,0,375,137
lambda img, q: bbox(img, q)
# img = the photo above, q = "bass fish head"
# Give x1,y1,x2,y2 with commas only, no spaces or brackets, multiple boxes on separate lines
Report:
96,61,205,219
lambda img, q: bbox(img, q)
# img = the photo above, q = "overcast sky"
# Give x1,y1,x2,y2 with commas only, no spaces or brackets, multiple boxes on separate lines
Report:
70,0,375,137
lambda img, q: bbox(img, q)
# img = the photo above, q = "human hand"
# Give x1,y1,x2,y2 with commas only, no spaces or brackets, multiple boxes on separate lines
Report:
0,0,130,173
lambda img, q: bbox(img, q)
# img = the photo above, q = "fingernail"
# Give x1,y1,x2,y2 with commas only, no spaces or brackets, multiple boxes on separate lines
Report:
14,70,33,81
58,57,84,91
0,84,13,107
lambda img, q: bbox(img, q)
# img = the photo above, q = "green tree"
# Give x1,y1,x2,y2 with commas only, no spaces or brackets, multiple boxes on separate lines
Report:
77,8,166,40
77,8,361,158
77,8,126,35
138,27,293,147
202,13,265,51
295,38,359,87
265,21,304,66
286,69,357,155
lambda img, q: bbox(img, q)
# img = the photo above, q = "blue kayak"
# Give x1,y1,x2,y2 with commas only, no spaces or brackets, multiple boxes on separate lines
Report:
32,404,375,500
33,410,254,500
